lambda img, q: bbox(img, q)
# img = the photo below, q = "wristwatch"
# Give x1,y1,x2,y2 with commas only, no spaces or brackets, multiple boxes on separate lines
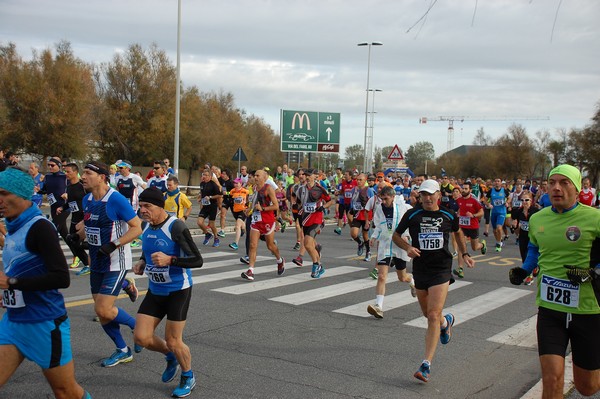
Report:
7,277,18,288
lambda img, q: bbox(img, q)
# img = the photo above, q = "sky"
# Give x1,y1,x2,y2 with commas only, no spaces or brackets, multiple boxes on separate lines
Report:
2,0,599,159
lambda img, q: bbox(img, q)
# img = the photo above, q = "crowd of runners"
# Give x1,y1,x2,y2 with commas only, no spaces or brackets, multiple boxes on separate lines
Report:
0,154,598,398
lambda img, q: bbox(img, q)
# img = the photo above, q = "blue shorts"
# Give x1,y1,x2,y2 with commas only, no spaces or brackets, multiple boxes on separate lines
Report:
491,212,506,229
0,314,72,369
90,270,128,296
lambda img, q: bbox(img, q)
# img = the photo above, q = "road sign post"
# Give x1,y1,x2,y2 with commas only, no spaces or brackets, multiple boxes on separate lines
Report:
281,110,340,155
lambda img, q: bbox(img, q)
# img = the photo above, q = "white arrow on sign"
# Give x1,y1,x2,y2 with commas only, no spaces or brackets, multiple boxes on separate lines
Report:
325,127,332,141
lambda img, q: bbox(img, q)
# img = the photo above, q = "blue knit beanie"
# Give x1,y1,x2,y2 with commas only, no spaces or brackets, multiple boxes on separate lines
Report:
0,167,35,200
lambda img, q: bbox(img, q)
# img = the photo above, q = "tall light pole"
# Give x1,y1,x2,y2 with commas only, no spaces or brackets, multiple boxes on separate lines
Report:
173,0,182,175
358,41,382,173
368,89,382,172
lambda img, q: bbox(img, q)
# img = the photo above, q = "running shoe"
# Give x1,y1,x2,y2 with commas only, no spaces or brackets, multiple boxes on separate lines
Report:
130,239,141,248
357,241,365,256
217,230,226,238
503,235,509,242
334,227,342,235
440,313,455,345
369,268,378,279
134,343,144,353
310,263,318,278
240,229,245,237
162,357,180,383
409,283,417,298
123,277,138,302
480,239,487,255
483,232,489,237
293,242,301,251
241,269,254,281
240,256,250,265
367,304,383,319
452,267,464,279
364,252,371,262
101,347,133,367
292,256,303,267
172,374,196,398
213,238,220,247
495,243,502,252
229,242,238,250
202,233,213,245
76,266,91,276
277,258,285,276
280,221,286,233
414,361,430,382
509,226,515,234
70,257,80,269
314,264,325,278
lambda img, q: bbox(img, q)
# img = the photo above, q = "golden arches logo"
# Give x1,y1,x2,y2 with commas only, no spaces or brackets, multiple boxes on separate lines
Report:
291,113,311,130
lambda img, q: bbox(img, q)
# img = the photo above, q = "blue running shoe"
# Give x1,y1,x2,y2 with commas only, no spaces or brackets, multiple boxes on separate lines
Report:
76,266,91,276
213,238,220,247
314,265,325,278
162,357,180,383
172,374,196,398
310,263,318,278
101,347,133,367
202,233,213,245
440,313,455,345
229,242,238,250
357,242,364,256
334,227,342,235
217,230,226,238
134,343,144,353
83,391,92,399
414,361,430,382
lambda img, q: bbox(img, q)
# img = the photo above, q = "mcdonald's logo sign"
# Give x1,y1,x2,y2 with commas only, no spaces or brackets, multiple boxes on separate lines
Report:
291,112,311,130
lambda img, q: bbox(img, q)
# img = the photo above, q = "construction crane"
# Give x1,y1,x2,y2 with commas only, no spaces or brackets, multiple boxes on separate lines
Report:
419,116,550,152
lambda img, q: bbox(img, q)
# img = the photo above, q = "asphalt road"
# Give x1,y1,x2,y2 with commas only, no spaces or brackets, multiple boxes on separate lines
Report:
2,218,560,399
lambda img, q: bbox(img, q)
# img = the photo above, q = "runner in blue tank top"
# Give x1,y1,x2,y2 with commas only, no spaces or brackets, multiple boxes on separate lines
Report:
0,167,91,399
487,178,509,252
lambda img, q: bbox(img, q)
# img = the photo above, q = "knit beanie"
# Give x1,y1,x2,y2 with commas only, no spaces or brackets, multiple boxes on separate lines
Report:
139,187,165,208
0,167,35,200
548,164,582,192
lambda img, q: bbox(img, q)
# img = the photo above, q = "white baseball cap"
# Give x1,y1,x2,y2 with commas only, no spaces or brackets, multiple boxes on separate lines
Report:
418,179,440,194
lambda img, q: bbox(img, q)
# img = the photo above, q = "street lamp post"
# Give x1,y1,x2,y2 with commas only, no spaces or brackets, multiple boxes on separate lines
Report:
368,88,382,172
173,0,182,175
358,41,383,173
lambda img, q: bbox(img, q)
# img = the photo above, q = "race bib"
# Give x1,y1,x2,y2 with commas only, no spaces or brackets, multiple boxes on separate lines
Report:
459,216,471,227
47,193,57,206
512,200,522,208
234,196,245,204
540,275,579,308
344,191,352,198
2,289,25,308
441,196,449,202
352,202,363,211
303,202,317,214
68,201,79,213
493,199,505,207
418,232,443,250
144,265,172,284
252,212,262,223
519,220,529,231
85,227,102,246
386,218,393,231
201,196,211,205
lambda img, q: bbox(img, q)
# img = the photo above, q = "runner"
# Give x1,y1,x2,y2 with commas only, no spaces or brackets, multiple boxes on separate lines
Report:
509,164,600,397
453,181,486,279
366,185,416,319
349,174,376,261
164,176,192,221
44,157,69,240
132,187,203,398
217,168,235,238
196,169,222,247
487,178,509,252
393,179,475,383
0,167,91,399
509,190,538,285
228,178,249,250
334,171,356,235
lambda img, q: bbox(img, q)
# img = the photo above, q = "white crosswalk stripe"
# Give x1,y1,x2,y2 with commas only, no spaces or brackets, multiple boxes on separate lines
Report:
333,281,472,317
213,266,363,295
404,287,532,328
487,314,538,348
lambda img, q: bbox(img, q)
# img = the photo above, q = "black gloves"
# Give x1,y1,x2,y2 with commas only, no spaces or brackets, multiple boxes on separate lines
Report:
509,267,529,285
564,265,597,285
99,242,117,257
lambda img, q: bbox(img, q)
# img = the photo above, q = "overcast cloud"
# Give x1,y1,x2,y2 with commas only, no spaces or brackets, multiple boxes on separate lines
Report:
2,0,599,158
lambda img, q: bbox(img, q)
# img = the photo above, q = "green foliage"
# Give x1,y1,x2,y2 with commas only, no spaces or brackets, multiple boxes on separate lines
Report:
343,144,364,171
405,141,435,172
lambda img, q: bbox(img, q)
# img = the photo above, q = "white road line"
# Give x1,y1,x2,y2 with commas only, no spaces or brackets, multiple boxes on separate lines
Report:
487,314,538,348
333,281,472,317
213,266,363,295
404,287,532,328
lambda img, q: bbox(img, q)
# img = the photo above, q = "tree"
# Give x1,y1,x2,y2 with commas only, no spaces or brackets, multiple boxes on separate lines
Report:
472,127,492,146
0,41,97,162
344,144,364,171
405,141,435,172
494,124,534,178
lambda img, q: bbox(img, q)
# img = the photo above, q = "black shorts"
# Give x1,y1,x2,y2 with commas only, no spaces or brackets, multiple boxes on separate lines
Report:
232,211,247,221
292,212,300,221
461,228,479,240
198,204,218,221
221,199,233,210
413,270,452,290
302,223,322,238
339,203,352,217
536,306,600,370
377,257,407,271
350,219,369,231
137,287,192,322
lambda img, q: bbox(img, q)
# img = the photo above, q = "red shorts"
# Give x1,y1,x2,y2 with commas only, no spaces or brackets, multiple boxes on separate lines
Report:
251,221,276,235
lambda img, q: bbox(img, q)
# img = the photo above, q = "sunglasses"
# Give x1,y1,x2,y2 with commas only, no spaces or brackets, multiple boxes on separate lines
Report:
153,167,161,170
47,163,56,167
523,199,531,202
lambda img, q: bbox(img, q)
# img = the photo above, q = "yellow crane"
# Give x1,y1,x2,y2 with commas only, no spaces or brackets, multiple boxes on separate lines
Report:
419,115,550,152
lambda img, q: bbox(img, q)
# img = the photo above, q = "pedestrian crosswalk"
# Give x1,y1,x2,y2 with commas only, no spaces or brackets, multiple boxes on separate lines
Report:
52,245,539,349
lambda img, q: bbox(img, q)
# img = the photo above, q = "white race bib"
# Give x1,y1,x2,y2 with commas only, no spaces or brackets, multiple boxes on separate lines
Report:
145,265,172,284
68,201,79,213
2,289,25,308
303,202,317,214
85,227,102,246
344,191,352,198
459,216,471,227
47,193,57,206
512,200,522,208
252,212,262,223
201,197,211,205
540,275,579,308
493,199,505,207
519,220,529,231
353,202,363,211
234,196,245,204
418,232,443,250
